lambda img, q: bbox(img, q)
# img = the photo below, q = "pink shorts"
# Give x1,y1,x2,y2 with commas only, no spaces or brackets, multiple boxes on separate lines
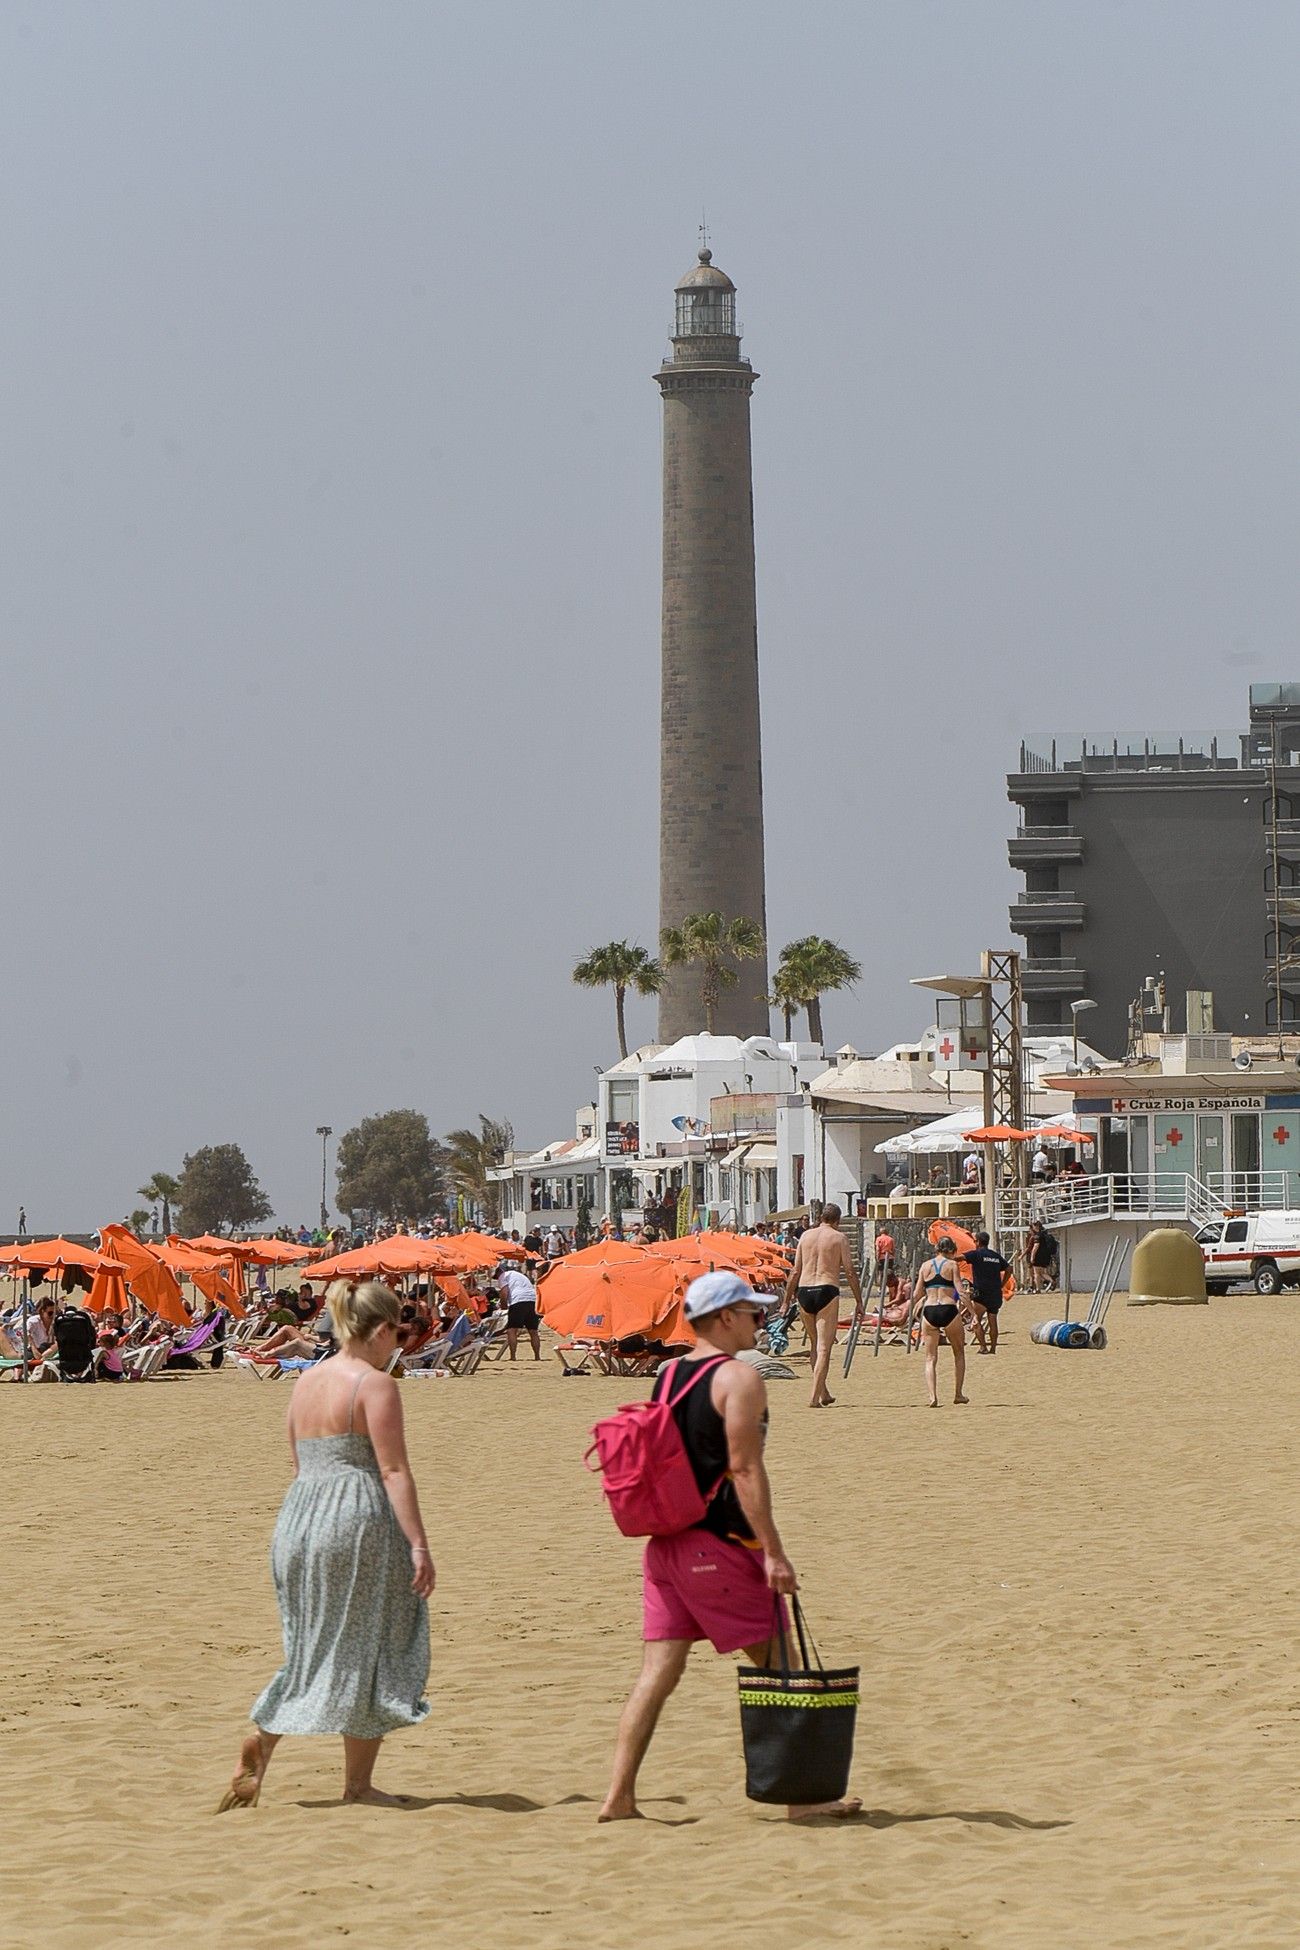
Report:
642,1530,784,1655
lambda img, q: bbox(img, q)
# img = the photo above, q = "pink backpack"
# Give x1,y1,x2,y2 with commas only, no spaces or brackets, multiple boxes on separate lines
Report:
585,1355,729,1538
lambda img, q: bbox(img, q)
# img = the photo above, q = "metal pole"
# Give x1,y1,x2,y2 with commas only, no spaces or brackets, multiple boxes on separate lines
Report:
316,1126,333,1233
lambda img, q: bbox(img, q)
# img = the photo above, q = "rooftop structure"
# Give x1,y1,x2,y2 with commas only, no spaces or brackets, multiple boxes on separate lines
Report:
1006,684,1300,1053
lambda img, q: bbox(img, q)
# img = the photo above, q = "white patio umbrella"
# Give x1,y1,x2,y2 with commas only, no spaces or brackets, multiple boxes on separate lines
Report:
875,1107,987,1156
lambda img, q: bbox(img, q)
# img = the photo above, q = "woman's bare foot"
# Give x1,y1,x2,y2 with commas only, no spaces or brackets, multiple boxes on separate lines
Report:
788,1796,863,1822
216,1734,266,1813
597,1797,643,1822
927,1398,938,1408
342,1785,412,1806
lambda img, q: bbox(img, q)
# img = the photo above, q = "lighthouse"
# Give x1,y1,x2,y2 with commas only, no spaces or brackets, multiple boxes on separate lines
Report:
655,248,769,1043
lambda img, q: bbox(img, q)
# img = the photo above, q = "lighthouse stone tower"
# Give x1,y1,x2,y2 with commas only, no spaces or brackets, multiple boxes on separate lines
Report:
655,248,770,1043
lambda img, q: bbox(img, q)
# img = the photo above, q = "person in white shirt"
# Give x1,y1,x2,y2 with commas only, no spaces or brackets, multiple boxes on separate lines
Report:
497,1265,541,1362
1031,1147,1049,1181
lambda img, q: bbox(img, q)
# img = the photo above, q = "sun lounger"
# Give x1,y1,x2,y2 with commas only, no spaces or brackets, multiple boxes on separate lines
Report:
402,1313,474,1375
121,1341,168,1383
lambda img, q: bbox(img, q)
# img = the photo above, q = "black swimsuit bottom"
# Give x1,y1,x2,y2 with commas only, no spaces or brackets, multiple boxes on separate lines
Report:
797,1284,839,1316
922,1302,960,1330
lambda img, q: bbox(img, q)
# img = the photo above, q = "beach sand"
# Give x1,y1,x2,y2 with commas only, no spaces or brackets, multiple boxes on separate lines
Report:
1,1298,1296,1950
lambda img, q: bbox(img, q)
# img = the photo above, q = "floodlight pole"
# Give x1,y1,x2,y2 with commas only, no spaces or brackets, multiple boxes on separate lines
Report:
316,1126,333,1232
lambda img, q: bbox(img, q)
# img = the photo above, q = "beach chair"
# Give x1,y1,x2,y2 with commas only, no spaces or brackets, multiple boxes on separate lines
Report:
403,1312,474,1376
122,1341,168,1383
555,1340,597,1376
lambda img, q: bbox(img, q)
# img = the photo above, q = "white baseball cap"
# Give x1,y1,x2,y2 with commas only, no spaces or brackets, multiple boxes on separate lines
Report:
682,1271,763,1322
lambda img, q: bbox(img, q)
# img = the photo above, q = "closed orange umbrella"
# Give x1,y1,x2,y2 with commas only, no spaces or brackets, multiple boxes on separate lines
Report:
537,1258,684,1341
966,1125,1031,1143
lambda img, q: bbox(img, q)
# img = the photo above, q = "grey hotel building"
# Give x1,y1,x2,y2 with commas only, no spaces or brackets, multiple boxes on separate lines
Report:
1007,684,1300,1056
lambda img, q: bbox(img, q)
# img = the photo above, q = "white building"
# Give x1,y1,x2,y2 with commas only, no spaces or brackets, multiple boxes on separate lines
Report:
489,1107,603,1239
596,1033,822,1230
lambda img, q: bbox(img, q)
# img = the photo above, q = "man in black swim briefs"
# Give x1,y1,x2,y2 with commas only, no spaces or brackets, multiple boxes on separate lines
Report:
783,1204,862,1409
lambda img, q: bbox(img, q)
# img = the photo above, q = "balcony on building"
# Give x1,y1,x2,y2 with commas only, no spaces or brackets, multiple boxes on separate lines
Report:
1020,956,1089,997
1268,817,1300,861
1008,824,1083,867
1009,890,1086,931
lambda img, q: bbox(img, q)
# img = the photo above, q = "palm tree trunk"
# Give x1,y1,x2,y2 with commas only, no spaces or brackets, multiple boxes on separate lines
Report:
703,965,717,1035
807,995,824,1044
614,985,628,1061
162,1197,171,1235
782,1003,794,1039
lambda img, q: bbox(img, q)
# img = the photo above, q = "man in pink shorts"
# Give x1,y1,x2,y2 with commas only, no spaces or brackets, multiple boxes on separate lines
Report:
599,1272,860,1824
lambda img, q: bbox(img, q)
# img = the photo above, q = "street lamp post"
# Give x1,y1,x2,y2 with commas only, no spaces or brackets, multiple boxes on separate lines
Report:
316,1125,333,1232
1070,998,1098,1065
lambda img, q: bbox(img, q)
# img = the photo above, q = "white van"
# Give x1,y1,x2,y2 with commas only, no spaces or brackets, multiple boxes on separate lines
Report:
1194,1212,1300,1295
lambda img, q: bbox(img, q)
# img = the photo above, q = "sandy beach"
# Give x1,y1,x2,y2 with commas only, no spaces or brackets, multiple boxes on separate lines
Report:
1,1300,1296,1950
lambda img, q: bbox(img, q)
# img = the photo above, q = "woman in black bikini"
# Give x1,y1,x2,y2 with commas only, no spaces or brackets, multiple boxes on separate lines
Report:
912,1236,969,1409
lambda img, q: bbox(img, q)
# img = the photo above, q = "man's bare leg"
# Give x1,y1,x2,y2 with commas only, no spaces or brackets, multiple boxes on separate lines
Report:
988,1309,999,1352
505,1328,519,1362
971,1305,989,1353
527,1327,541,1361
805,1308,836,1407
739,1641,861,1821
949,1326,968,1402
599,1639,691,1821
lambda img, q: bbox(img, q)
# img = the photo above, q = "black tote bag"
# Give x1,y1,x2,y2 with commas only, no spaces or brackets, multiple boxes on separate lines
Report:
737,1596,858,1805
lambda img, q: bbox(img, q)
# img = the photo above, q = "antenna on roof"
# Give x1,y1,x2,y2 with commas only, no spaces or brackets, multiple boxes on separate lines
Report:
699,210,710,254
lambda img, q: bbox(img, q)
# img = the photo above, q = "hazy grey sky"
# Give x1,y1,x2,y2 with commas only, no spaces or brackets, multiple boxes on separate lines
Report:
5,1,1298,1226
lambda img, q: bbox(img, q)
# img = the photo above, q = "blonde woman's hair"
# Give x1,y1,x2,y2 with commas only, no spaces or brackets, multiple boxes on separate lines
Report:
326,1279,400,1345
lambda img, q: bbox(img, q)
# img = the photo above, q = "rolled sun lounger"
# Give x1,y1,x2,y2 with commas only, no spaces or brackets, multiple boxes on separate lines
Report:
1030,1319,1093,1348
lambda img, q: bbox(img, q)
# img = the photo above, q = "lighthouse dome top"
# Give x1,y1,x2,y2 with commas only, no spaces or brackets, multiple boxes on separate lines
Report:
674,247,736,294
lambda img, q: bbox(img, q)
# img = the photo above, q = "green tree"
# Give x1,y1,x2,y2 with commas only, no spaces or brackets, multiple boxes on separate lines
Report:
443,1115,513,1227
175,1144,273,1236
775,936,863,1044
335,1110,446,1225
571,941,662,1061
138,1171,181,1236
764,964,804,1041
127,1207,153,1236
658,912,765,1035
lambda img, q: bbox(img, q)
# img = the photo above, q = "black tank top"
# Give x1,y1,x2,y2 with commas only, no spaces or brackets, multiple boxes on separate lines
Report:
652,1356,755,1543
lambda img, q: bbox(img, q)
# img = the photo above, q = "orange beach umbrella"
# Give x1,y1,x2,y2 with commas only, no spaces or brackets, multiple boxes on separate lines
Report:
536,1258,684,1342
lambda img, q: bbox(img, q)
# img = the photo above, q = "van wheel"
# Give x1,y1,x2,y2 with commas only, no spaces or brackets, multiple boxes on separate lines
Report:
1253,1261,1282,1297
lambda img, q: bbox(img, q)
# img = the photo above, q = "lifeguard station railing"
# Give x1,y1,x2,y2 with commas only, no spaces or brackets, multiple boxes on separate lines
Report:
998,1171,1290,1231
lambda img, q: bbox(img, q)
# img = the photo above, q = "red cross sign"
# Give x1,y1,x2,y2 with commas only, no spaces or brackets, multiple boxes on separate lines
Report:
1166,1127,1184,1147
1273,1126,1292,1146
938,1035,955,1061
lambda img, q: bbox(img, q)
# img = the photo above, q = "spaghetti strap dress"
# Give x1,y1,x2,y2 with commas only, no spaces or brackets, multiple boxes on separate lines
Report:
249,1373,430,1739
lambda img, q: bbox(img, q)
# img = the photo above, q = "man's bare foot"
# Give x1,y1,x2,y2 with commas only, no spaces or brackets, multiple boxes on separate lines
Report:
342,1785,412,1806
216,1734,265,1812
788,1796,863,1822
954,1392,970,1404
597,1797,642,1822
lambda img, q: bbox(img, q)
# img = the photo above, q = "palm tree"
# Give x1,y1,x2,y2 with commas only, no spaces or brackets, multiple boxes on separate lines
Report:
775,936,863,1044
572,941,663,1060
764,964,803,1040
443,1115,513,1227
138,1171,181,1236
659,912,765,1035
